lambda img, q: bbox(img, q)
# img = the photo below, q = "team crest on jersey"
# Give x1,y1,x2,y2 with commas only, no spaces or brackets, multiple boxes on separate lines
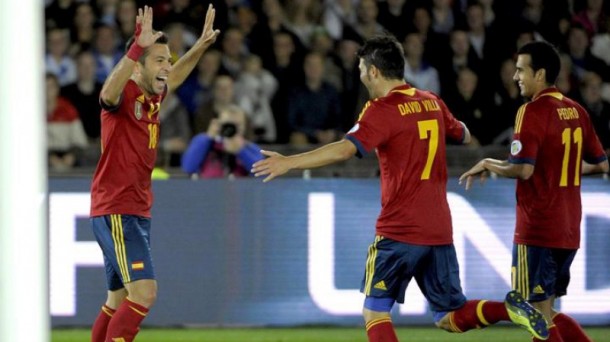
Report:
134,102,143,120
511,140,522,155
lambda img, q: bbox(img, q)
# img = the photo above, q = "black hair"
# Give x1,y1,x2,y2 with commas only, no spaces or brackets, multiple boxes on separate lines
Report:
517,40,561,85
124,32,169,64
356,34,405,80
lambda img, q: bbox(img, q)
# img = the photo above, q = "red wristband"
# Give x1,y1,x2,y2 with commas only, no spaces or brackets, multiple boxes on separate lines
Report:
126,43,144,62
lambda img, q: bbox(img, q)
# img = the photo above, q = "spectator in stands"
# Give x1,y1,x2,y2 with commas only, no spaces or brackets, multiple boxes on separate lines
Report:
218,27,250,79
591,18,610,65
342,0,385,45
288,52,342,145
376,0,413,42
177,48,222,121
69,2,97,54
159,92,192,168
579,72,610,155
335,38,368,132
165,21,197,62
556,52,581,99
490,58,523,145
410,5,450,69
46,73,88,171
269,32,303,143
566,24,610,83
45,0,76,30
322,0,357,41
437,29,482,100
182,105,263,179
115,0,137,44
283,0,322,50
234,54,278,143
444,67,494,146
60,49,103,143
430,0,463,35
248,0,304,71
194,75,252,135
403,31,441,94
154,0,206,35
45,27,77,86
233,4,257,41
518,0,571,46
572,0,608,38
309,27,343,92
464,2,505,94
93,0,115,25
92,24,123,83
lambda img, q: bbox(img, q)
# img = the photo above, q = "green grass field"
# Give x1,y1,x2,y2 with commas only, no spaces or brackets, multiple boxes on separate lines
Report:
52,326,610,342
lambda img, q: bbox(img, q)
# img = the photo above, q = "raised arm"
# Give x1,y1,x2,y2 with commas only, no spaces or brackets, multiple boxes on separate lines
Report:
167,4,220,93
100,6,164,107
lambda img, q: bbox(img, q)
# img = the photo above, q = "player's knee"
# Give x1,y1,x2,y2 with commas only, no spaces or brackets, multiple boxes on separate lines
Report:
128,291,157,308
127,280,158,307
362,297,394,322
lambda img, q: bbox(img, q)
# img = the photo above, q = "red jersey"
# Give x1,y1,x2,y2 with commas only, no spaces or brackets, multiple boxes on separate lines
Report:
48,97,79,122
346,84,466,245
90,80,166,217
509,87,607,249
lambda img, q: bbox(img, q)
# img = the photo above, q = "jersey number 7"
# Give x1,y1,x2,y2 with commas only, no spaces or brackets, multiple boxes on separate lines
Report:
418,119,439,180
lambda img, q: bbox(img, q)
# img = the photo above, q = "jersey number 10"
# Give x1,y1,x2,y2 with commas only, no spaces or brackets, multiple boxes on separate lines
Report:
560,127,582,187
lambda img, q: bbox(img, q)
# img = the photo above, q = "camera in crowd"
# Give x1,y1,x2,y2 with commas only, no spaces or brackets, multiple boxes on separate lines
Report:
220,122,238,138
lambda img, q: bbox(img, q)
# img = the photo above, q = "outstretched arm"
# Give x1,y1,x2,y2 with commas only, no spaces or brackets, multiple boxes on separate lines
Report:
167,4,220,93
459,158,534,190
252,139,357,182
100,6,164,107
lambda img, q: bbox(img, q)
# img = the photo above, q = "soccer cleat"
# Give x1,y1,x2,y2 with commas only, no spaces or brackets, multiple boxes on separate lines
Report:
505,290,549,340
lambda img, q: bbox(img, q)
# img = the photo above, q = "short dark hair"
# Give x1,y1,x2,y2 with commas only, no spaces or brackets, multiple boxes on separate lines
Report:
517,41,561,85
356,34,405,80
125,33,169,64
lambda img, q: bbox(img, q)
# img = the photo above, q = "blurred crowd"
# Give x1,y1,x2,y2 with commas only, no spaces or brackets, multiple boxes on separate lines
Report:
45,0,610,171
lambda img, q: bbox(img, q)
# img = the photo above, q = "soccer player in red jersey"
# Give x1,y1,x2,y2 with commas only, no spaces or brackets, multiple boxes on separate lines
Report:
460,41,609,342
253,35,548,342
88,4,219,342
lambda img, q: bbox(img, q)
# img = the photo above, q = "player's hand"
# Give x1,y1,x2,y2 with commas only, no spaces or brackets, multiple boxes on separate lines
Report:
135,6,164,48
251,151,290,183
199,4,221,46
458,160,488,190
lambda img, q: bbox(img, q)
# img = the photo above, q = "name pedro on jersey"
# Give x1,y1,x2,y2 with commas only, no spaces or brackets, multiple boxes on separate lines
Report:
557,107,579,120
398,99,441,115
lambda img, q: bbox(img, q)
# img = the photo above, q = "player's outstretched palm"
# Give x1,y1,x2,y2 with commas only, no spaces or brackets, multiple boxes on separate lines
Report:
135,6,164,49
200,4,221,46
252,151,290,183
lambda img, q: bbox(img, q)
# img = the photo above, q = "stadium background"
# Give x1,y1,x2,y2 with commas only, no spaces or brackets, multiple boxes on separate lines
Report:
45,0,610,340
